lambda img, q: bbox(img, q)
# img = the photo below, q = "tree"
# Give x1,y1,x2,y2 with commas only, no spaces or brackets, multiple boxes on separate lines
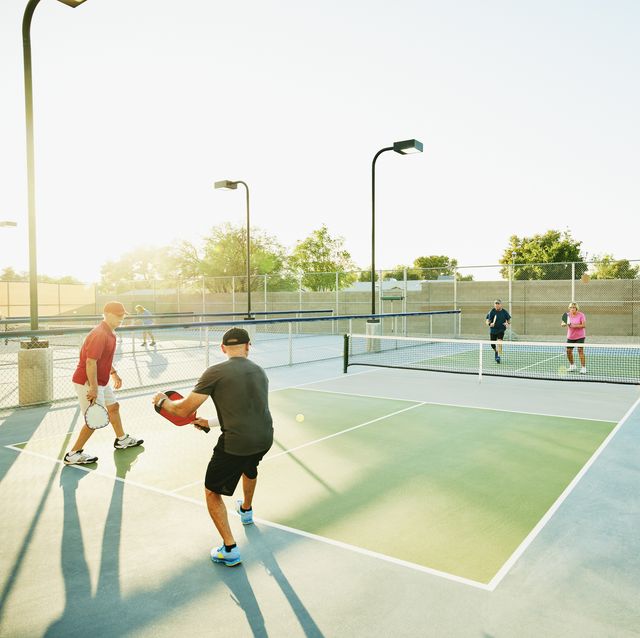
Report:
175,223,296,293
381,266,421,281
500,230,587,280
100,246,180,293
359,255,473,281
590,254,640,280
0,268,81,284
288,225,357,291
0,267,27,282
413,255,460,280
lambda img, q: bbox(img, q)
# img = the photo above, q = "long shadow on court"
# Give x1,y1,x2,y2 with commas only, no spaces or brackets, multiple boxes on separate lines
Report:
0,405,51,484
44,446,145,636
244,524,324,638
0,413,73,622
146,349,168,379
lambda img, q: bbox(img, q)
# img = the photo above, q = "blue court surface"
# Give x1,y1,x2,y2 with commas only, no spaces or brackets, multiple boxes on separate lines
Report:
1,359,639,637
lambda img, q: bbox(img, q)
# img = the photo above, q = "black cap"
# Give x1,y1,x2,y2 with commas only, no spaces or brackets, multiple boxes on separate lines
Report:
222,327,250,346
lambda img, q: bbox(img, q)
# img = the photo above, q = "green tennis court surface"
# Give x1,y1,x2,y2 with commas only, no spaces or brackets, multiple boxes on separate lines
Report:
6,386,617,586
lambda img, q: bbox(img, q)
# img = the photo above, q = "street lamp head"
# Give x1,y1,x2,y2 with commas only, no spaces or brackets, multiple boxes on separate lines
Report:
56,0,89,7
214,180,238,190
392,139,423,155
0,221,17,227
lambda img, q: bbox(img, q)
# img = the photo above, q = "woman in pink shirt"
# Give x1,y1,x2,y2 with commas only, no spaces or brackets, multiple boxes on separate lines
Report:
561,302,587,373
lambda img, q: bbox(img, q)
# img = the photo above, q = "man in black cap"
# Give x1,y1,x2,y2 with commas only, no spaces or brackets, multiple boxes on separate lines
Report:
152,327,273,567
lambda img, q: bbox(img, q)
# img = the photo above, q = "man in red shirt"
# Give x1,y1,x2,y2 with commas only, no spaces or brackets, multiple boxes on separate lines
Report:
64,301,143,465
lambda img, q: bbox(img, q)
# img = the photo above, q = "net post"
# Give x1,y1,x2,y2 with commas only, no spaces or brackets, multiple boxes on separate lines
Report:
343,333,349,373
288,322,293,365
478,342,483,382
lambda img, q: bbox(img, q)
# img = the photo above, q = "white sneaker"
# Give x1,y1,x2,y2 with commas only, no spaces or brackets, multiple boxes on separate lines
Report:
580,367,587,374
64,449,98,465
568,364,576,372
114,434,144,449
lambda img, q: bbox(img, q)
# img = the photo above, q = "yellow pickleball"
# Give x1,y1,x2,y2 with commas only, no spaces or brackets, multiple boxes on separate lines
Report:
295,413,305,423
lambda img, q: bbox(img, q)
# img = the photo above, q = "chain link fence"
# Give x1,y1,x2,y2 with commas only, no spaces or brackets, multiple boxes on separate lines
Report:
2,261,638,342
0,311,459,410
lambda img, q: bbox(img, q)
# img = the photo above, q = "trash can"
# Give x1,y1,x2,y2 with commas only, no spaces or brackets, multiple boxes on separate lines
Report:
18,340,53,405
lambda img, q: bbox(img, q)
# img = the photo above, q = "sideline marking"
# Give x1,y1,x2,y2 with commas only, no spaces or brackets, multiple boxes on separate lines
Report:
487,394,640,591
4,442,490,590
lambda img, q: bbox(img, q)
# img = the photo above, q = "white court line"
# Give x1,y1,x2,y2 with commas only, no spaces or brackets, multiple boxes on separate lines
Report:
513,353,565,374
6,375,634,592
171,401,426,493
486,394,640,591
292,385,615,423
3,440,490,591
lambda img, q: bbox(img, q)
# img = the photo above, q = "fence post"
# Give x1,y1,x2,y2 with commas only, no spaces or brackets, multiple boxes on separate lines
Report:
508,263,513,319
288,322,293,365
571,262,575,301
232,276,236,314
201,276,206,314
403,267,408,335
334,272,339,335
264,274,267,313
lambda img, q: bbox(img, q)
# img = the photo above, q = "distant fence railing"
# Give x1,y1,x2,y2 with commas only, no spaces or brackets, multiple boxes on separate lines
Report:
2,260,638,338
0,311,460,410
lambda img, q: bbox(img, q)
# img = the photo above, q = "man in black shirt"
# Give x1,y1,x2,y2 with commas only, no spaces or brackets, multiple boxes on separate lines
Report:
152,327,273,567
485,299,511,363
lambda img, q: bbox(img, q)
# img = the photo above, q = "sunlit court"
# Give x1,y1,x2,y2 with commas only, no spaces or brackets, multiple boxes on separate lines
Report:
2,352,640,636
2,1,640,636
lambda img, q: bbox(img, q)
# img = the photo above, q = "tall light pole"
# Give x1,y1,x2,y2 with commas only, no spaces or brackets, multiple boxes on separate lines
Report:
370,139,423,318
214,180,253,319
23,0,89,331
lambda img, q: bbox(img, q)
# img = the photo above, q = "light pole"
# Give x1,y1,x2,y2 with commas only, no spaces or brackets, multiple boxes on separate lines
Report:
214,180,253,319
23,0,89,331
370,139,423,319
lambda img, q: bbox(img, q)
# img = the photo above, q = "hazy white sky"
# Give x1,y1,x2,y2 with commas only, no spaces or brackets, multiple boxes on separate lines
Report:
1,0,638,283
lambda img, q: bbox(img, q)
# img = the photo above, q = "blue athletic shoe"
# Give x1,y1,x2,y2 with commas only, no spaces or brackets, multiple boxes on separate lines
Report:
236,499,254,525
210,545,241,567
495,355,501,363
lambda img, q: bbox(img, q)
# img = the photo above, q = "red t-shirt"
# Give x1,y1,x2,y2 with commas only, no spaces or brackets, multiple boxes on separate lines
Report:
72,321,116,386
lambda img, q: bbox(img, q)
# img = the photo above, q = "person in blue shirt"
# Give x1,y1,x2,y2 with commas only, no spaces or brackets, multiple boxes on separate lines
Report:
485,299,511,363
135,305,155,347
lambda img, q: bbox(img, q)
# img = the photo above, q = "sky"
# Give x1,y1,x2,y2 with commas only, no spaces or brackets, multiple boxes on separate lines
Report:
1,0,639,283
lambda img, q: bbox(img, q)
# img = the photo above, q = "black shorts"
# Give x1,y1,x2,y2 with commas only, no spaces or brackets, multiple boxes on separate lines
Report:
567,338,585,348
204,444,270,496
490,332,505,342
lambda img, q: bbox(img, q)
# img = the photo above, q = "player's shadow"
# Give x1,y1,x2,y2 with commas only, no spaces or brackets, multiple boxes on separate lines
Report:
45,446,145,636
146,349,168,379
215,564,268,638
244,524,324,638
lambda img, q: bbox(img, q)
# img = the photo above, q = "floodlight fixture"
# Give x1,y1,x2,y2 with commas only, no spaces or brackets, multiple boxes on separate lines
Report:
370,138,424,317
392,139,424,155
214,179,252,319
214,180,238,190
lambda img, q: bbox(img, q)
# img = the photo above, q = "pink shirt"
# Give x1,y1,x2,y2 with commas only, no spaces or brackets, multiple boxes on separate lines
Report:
567,311,586,340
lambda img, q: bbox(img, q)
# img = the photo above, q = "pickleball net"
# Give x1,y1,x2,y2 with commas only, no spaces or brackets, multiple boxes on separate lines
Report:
344,334,640,385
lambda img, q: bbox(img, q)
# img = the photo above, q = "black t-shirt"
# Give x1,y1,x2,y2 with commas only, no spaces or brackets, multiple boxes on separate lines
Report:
486,308,511,334
193,357,273,455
